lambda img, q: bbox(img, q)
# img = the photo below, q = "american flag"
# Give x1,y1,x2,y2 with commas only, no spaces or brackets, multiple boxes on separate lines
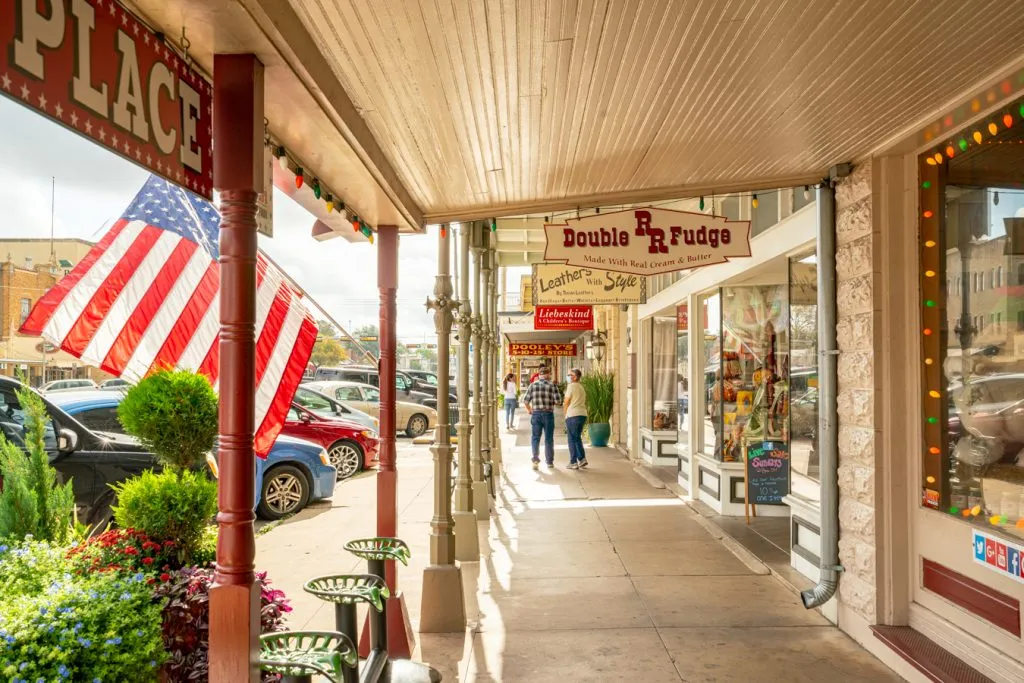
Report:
21,175,317,456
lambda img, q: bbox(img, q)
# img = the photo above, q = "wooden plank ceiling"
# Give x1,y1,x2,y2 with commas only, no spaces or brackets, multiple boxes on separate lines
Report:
285,0,1024,222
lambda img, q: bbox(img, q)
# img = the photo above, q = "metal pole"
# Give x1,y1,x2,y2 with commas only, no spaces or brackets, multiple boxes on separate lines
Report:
802,172,845,608
453,224,479,559
470,224,489,518
480,233,492,474
489,254,503,481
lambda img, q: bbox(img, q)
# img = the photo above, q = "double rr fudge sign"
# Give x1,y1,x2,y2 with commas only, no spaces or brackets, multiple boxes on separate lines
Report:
543,208,752,276
2,0,213,198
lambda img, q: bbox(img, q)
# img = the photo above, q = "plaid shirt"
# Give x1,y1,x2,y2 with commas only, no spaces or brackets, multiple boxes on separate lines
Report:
522,378,563,412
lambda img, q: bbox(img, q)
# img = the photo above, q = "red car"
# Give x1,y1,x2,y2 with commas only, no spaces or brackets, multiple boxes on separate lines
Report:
282,403,379,480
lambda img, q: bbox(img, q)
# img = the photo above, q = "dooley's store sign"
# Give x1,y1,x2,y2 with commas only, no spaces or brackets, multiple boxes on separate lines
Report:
1,0,214,198
508,342,577,357
544,208,751,276
532,264,646,305
534,305,593,331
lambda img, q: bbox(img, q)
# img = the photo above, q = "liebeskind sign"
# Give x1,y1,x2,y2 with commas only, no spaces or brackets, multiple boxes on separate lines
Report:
2,0,214,198
532,264,646,305
508,343,577,357
543,208,751,276
534,305,593,331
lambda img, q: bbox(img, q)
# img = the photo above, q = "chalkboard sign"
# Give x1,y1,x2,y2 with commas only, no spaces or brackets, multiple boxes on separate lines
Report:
744,440,790,506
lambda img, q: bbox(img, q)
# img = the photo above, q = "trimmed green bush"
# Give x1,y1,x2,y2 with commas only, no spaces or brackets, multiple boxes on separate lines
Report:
111,469,217,564
117,369,218,471
0,387,74,544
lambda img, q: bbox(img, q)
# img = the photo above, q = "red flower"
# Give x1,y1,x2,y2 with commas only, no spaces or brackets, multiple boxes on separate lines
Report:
163,540,176,548
160,573,171,582
142,557,154,565
123,547,138,555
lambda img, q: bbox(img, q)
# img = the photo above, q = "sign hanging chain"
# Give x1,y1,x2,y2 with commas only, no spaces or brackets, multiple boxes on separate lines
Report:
180,27,191,67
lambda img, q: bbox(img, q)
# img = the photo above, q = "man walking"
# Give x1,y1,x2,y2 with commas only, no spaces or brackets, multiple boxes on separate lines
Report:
521,366,562,470
563,368,589,469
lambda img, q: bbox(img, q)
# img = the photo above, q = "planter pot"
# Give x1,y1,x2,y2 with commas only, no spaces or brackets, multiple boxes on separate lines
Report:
588,422,611,447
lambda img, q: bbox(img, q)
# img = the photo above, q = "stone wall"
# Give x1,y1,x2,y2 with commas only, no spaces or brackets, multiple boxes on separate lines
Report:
834,162,879,622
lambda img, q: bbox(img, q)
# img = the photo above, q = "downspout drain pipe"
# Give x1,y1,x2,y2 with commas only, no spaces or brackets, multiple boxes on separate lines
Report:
801,163,851,609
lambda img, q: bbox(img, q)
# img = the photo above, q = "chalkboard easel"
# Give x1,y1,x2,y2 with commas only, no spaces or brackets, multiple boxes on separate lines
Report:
742,438,791,525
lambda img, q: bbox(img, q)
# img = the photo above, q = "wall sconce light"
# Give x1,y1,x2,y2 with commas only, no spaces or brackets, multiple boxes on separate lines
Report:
586,330,608,363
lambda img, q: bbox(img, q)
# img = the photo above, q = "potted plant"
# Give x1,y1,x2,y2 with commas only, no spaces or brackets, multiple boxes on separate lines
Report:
579,369,614,447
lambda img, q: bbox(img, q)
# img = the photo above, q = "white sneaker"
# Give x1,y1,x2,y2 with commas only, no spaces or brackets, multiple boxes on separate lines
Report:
532,461,539,471
567,462,580,470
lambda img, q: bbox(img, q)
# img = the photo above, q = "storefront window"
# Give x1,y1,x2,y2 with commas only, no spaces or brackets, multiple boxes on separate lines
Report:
920,103,1024,540
790,253,820,493
703,293,722,455
704,286,789,461
677,305,689,441
651,316,677,430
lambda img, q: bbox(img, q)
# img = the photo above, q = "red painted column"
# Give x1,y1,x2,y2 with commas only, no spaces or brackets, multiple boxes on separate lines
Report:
209,54,264,683
370,224,413,658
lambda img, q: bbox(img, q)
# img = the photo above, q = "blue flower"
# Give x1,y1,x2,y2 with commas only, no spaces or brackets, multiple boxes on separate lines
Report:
5,635,15,644
19,662,28,670
94,678,102,683
119,592,132,601
88,591,98,599
149,661,157,668
0,544,8,553
58,664,70,677
105,637,121,645
39,606,47,615
132,573,145,583
135,630,144,637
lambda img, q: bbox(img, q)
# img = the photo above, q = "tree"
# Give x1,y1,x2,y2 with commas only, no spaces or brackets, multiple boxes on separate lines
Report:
311,336,348,367
352,324,380,359
117,369,219,472
317,319,339,339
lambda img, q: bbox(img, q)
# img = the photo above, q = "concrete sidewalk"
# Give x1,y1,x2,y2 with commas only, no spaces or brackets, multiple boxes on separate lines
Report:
256,420,903,682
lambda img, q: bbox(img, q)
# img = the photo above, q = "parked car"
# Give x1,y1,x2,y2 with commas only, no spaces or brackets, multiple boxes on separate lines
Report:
44,388,337,521
99,378,132,390
302,380,437,438
293,386,379,432
1,378,153,527
39,378,98,393
313,366,435,406
281,402,380,479
401,368,459,404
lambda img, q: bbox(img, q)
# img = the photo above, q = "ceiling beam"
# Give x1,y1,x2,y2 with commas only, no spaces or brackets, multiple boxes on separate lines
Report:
238,0,424,231
423,172,824,224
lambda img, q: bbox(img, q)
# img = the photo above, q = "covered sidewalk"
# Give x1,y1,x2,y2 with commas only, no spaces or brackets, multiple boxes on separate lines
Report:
257,417,900,682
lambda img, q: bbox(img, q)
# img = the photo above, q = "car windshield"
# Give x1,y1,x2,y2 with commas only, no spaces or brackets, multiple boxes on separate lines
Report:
336,386,363,401
0,388,58,451
294,388,336,417
364,387,381,402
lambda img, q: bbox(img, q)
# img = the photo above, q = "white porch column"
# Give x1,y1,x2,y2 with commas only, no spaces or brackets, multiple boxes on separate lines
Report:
453,223,479,559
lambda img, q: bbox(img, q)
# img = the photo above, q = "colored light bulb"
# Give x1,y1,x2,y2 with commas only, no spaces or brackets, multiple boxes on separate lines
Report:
924,358,933,365
752,194,759,209
927,417,937,424
929,446,940,455
926,475,936,484
929,390,940,398
922,181,931,189
925,240,936,247
933,152,943,164
924,270,935,277
312,181,321,199
295,167,304,189
989,122,998,135
958,139,968,151
925,299,935,307
325,194,334,213
973,130,983,143
945,145,955,158
923,210,933,218
440,225,447,238
923,328,932,336
1003,113,1013,128
926,157,937,166
699,196,705,211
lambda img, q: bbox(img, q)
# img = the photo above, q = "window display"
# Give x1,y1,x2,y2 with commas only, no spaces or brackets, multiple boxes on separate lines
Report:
651,316,677,431
677,305,690,440
919,102,1024,540
790,253,820,485
704,286,790,461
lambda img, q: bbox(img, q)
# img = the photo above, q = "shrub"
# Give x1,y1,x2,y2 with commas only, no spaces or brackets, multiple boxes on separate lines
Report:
579,369,615,424
0,541,166,682
66,528,181,578
155,567,291,683
0,387,75,544
111,470,217,564
117,369,218,471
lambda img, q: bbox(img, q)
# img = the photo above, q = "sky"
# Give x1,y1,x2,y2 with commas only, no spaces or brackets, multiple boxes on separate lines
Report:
0,97,445,343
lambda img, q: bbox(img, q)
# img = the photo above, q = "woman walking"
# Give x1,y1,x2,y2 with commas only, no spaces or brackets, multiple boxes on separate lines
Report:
502,373,518,431
564,368,589,469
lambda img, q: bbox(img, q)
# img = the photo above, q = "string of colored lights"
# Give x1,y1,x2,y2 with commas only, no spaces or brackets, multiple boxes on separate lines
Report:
919,98,1024,531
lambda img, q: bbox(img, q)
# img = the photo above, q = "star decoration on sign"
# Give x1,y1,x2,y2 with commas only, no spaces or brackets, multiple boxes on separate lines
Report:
108,2,115,14
54,103,63,119
120,12,127,26
20,84,29,100
135,147,142,160
146,154,152,165
70,112,78,127
132,23,139,36
1,73,10,91
37,93,47,111
122,140,130,154
85,120,93,134
110,133,116,146
143,33,149,45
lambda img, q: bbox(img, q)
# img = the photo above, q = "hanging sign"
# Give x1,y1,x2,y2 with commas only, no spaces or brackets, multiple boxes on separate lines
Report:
532,264,646,305
1,0,214,198
972,530,1024,584
256,145,274,237
543,208,751,276
744,440,790,506
534,305,593,331
508,342,577,357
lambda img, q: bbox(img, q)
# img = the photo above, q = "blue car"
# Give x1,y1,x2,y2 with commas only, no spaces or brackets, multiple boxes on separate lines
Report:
47,390,336,520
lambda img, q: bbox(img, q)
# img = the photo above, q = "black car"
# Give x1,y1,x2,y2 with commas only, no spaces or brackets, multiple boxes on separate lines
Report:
0,376,155,527
313,365,438,407
402,368,461,403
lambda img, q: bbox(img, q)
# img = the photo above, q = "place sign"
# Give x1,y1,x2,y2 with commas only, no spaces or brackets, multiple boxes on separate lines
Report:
744,440,790,506
532,264,646,305
508,343,577,357
2,0,214,198
543,208,751,276
534,305,593,331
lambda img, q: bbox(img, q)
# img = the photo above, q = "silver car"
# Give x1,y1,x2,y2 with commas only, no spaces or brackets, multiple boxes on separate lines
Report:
292,386,379,433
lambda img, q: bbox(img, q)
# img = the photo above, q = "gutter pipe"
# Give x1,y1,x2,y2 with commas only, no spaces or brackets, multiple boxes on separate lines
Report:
801,163,850,609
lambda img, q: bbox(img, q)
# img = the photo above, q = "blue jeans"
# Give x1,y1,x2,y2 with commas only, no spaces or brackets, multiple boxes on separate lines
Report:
504,399,517,428
566,416,587,464
530,411,555,464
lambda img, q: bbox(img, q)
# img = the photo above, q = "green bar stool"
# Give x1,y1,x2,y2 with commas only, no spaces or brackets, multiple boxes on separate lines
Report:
343,538,411,656
258,630,356,683
304,574,389,683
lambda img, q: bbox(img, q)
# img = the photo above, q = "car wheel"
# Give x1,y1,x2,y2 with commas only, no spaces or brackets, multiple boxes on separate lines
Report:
328,439,363,480
257,465,310,520
406,413,429,438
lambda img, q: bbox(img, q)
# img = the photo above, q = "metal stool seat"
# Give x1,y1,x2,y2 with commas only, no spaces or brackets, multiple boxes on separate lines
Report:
258,631,356,683
344,537,411,565
305,574,389,610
